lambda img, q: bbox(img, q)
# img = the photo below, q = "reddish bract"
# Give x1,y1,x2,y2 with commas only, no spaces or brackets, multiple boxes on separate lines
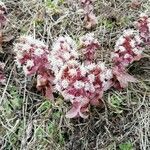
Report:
0,62,5,84
80,0,97,29
79,33,100,64
135,14,150,45
0,2,7,28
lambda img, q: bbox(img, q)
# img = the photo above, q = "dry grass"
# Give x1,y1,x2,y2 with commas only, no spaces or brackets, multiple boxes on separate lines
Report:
0,0,150,149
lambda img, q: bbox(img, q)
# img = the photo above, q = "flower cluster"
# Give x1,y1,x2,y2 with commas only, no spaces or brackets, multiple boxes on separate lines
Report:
13,13,150,118
0,1,7,28
135,13,150,45
14,36,54,99
54,60,112,118
50,36,78,75
79,33,100,64
0,2,7,84
112,29,143,68
0,62,5,84
80,0,97,29
111,29,143,89
110,13,150,90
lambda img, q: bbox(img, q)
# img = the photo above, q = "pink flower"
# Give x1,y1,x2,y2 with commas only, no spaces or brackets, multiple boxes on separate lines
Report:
111,29,142,89
112,66,137,89
66,100,89,118
51,36,78,75
80,0,97,29
14,36,51,75
79,33,100,64
55,60,111,118
0,2,7,28
84,12,97,29
36,70,54,100
111,29,143,68
135,13,150,45
81,0,93,4
14,36,54,100
0,62,5,84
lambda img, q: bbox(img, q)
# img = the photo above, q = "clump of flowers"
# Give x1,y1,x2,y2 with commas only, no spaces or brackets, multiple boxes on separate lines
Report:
54,60,112,118
0,2,7,52
112,29,143,68
135,13,150,45
80,0,97,29
0,62,5,84
13,13,149,119
130,0,141,9
50,36,78,75
0,1,7,28
111,29,143,89
14,36,54,99
79,33,100,64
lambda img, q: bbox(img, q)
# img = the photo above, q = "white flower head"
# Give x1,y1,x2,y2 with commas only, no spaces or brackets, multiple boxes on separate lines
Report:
74,81,85,89
80,33,99,46
118,46,126,52
147,23,150,32
54,36,77,51
86,63,96,70
61,80,69,89
55,84,61,92
34,48,44,56
98,62,105,71
26,60,34,68
84,82,91,91
123,29,134,37
105,69,113,80
134,35,142,44
116,36,125,46
130,40,136,48
124,53,131,59
90,84,95,93
139,13,147,18
63,52,71,60
65,36,77,50
80,65,87,76
100,73,105,82
132,48,142,55
111,53,119,59
69,68,77,76
88,74,95,83
23,66,29,75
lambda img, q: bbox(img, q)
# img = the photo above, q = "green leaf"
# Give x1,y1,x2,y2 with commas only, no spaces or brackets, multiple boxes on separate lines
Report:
119,141,133,150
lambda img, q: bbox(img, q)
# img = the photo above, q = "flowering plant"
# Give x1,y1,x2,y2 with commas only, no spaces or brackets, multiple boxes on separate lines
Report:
14,36,54,99
54,60,112,118
0,1,7,28
79,33,100,64
0,2,7,84
0,62,5,84
111,29,143,89
50,36,78,75
80,0,97,29
135,13,150,45
13,13,150,118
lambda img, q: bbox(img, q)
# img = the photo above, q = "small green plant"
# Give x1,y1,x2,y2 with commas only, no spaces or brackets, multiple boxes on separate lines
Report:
108,93,124,113
119,141,133,150
2,86,23,117
37,100,52,114
45,0,64,13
